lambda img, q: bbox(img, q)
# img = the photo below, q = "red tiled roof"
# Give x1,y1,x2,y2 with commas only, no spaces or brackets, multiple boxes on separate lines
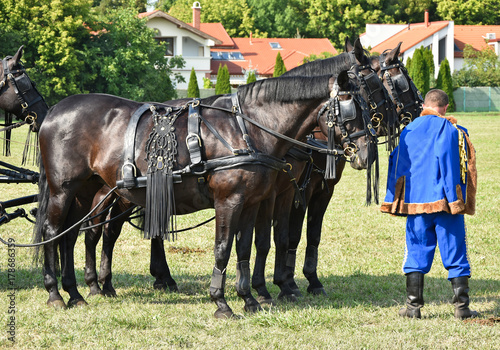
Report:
210,37,337,76
370,21,449,55
197,23,234,47
454,25,500,57
138,10,222,45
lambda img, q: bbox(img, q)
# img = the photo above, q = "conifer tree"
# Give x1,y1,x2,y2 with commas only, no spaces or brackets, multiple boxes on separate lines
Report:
410,48,430,97
246,71,257,83
273,52,287,77
215,64,231,94
436,58,455,111
187,67,200,98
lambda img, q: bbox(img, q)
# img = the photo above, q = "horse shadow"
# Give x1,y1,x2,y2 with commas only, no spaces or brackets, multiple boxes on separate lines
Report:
2,268,499,316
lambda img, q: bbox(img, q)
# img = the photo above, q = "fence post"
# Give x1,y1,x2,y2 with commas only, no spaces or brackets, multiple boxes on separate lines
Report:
489,87,492,112
463,88,466,112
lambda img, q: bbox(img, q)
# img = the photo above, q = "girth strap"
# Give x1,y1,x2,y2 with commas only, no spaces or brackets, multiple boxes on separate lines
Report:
121,103,153,189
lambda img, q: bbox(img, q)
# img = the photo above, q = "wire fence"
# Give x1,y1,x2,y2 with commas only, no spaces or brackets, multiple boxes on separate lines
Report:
453,87,500,112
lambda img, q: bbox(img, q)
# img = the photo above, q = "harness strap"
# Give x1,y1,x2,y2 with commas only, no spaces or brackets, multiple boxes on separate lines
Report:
121,103,153,189
186,99,203,165
231,93,256,152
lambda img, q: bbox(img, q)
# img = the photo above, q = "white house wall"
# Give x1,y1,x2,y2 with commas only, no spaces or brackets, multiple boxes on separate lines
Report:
361,24,407,48
145,17,213,89
401,25,455,79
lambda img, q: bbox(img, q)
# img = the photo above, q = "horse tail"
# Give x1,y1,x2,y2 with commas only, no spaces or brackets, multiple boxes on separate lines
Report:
32,153,49,266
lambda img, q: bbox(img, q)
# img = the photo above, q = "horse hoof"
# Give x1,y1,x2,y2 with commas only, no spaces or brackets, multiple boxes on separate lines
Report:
307,286,327,296
244,302,263,313
256,295,276,306
68,298,88,308
168,284,179,293
214,308,234,319
101,289,117,298
291,288,303,297
47,299,67,310
278,292,298,303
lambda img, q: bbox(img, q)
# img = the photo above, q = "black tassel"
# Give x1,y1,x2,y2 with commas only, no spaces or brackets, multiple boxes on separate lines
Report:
324,126,337,180
22,127,39,166
3,112,12,156
144,171,176,241
365,140,380,205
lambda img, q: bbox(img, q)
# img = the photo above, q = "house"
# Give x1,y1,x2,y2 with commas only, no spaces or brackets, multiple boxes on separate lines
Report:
139,7,222,89
140,2,337,88
360,10,500,77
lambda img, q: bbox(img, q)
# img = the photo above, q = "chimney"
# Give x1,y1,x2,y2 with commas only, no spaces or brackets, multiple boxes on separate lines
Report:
424,9,429,27
249,32,253,44
192,2,201,30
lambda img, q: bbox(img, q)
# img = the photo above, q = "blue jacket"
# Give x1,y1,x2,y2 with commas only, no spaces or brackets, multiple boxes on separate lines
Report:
381,109,476,216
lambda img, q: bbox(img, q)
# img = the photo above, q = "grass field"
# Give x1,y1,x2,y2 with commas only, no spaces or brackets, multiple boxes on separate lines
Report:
0,112,499,349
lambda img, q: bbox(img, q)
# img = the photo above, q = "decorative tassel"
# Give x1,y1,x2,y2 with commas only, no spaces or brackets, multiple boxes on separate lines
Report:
365,140,379,205
144,172,176,241
324,126,337,180
22,127,39,166
3,112,12,156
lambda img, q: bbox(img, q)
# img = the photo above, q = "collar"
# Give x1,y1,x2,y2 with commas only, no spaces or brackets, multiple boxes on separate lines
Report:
420,107,457,124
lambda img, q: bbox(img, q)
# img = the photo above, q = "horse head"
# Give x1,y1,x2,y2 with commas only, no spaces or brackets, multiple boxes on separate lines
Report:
318,70,377,174
345,37,400,148
0,46,49,131
374,42,424,128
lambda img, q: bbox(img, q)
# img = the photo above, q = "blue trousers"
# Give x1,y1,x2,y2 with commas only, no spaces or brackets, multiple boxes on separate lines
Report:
402,212,471,280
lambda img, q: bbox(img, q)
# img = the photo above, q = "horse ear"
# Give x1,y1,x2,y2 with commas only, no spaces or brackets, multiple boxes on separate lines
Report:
344,36,353,52
337,70,349,89
385,42,402,64
353,37,365,63
13,45,24,63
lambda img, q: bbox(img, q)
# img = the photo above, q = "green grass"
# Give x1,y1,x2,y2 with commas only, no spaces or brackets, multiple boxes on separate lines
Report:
0,113,499,349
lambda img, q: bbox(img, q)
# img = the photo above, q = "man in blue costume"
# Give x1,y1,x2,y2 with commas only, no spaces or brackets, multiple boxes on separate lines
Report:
381,89,478,319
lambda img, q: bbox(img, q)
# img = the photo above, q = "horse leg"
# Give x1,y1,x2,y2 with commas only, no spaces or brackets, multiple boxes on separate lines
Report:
273,190,298,302
84,189,111,296
84,222,103,296
302,186,334,296
210,196,246,319
150,237,178,292
285,203,306,297
97,199,132,297
252,199,274,305
234,202,262,314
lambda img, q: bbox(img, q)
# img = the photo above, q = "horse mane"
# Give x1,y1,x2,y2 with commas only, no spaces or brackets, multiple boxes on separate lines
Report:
282,52,352,77
237,74,331,105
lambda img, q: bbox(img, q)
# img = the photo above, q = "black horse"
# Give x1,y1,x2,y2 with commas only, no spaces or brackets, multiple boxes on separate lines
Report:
34,71,371,318
253,40,424,300
0,46,48,131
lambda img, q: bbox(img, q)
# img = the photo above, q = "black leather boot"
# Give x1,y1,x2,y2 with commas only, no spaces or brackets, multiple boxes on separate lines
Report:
398,272,424,318
451,276,479,319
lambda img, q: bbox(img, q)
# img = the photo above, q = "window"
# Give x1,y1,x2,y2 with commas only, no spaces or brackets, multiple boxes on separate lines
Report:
269,42,282,49
156,37,174,56
210,51,244,60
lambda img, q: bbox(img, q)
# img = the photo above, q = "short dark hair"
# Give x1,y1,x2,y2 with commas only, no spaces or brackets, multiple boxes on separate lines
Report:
424,89,449,107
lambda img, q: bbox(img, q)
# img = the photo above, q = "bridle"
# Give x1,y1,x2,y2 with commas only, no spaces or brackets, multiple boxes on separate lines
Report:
0,55,48,125
378,51,423,127
316,72,377,180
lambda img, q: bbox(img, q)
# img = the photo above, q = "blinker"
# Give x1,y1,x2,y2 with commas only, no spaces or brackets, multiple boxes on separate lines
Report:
339,99,356,122
15,74,33,93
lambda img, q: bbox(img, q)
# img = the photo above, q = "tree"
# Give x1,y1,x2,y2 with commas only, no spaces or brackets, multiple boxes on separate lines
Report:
453,45,500,87
409,47,430,97
303,51,336,64
215,64,231,94
273,52,287,77
436,0,500,25
436,58,455,111
0,1,183,105
246,71,257,84
168,0,255,37
187,67,200,98
88,6,184,102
